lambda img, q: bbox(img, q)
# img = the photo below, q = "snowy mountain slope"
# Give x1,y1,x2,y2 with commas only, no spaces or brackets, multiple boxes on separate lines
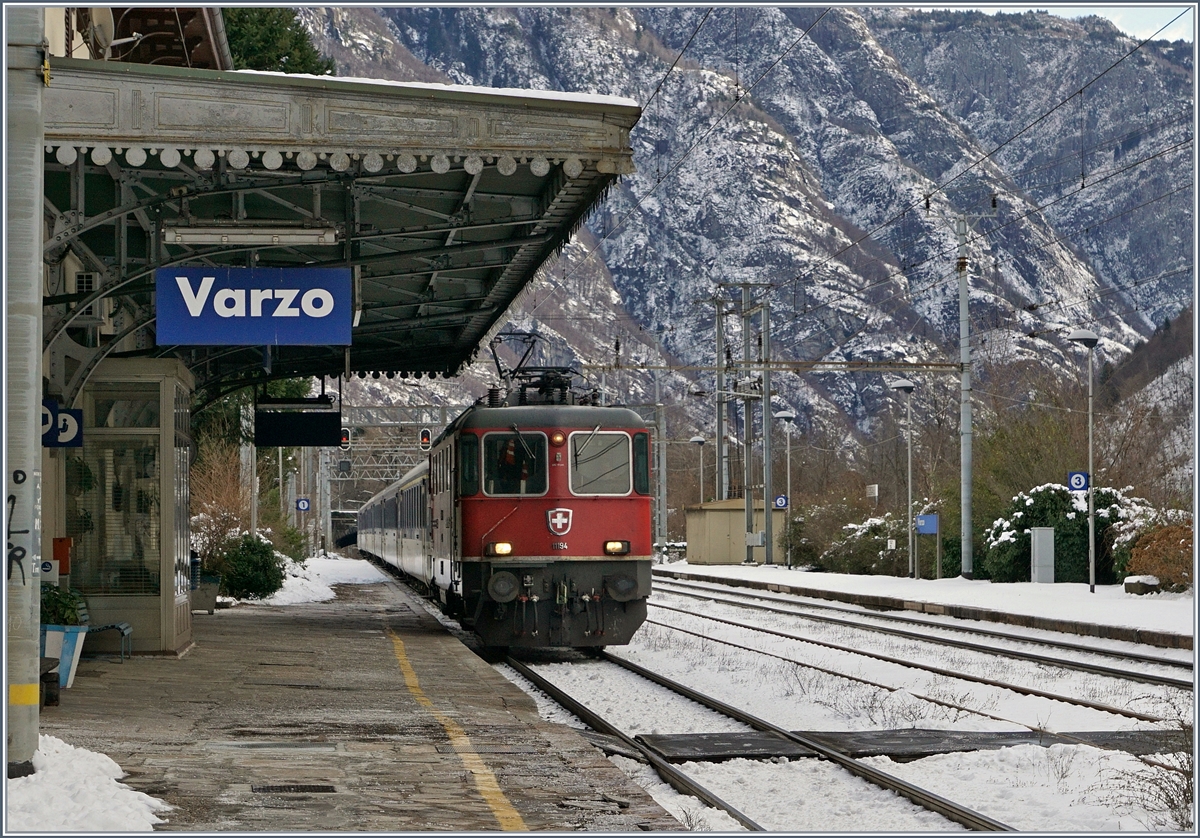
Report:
299,6,1188,453
861,7,1193,333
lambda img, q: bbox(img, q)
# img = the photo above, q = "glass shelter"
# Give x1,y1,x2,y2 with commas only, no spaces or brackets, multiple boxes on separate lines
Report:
57,359,195,654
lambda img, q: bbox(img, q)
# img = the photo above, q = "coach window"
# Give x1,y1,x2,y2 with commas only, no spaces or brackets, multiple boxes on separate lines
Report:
483,432,547,495
458,433,479,496
632,432,651,495
569,431,632,495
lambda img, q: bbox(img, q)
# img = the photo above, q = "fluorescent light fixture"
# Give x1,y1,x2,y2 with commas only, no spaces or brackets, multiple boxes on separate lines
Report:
162,226,339,246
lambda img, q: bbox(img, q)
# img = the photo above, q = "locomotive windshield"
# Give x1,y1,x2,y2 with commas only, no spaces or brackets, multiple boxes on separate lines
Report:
569,431,632,495
483,432,547,495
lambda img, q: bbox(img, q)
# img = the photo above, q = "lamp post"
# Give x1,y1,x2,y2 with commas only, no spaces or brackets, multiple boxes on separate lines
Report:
890,379,916,578
774,409,796,568
1068,328,1099,593
690,435,706,503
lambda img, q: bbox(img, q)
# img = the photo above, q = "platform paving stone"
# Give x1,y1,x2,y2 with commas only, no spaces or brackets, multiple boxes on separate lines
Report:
38,579,680,831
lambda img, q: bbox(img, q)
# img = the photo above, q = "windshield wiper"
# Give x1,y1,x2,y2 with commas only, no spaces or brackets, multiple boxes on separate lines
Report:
573,425,602,465
510,424,536,460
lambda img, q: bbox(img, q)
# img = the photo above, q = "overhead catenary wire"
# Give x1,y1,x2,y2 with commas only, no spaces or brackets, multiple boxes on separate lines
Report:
640,9,715,119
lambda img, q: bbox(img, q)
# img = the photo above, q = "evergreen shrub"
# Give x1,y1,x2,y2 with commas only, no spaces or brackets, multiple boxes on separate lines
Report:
220,535,285,599
982,484,1168,583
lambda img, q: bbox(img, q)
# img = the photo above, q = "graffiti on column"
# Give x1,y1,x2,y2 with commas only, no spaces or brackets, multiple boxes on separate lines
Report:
7,470,30,585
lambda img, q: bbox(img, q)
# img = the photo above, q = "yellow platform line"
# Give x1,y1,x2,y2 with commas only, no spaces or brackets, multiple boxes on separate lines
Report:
386,628,528,831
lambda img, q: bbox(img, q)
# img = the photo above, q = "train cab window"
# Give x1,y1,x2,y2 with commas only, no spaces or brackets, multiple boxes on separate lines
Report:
483,432,547,495
458,433,479,496
569,431,632,495
632,432,651,495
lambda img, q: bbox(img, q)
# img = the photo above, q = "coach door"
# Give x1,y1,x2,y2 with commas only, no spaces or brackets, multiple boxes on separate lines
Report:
431,443,454,564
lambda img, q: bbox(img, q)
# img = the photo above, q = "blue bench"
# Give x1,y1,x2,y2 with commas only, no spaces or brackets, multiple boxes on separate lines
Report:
78,600,133,662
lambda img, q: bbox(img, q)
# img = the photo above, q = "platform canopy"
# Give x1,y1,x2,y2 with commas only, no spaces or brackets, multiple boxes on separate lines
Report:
41,58,639,408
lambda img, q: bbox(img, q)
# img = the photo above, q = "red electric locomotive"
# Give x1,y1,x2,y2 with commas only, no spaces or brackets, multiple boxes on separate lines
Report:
358,366,653,649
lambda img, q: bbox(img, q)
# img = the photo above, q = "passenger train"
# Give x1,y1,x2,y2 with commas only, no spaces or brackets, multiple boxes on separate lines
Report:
357,368,653,649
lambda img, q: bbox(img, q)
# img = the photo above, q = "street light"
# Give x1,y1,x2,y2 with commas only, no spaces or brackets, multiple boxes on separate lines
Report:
1067,328,1099,593
690,435,706,503
774,409,796,569
890,379,916,578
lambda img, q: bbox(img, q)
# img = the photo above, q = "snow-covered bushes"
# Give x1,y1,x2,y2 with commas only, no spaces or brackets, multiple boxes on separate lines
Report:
820,512,909,576
982,484,1177,583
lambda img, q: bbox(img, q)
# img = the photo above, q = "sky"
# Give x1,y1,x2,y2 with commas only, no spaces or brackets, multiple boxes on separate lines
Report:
918,5,1195,42
8,554,1192,831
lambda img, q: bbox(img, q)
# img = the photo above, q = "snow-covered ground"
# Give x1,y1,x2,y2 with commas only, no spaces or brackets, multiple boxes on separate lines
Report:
497,561,1196,832
9,555,1193,832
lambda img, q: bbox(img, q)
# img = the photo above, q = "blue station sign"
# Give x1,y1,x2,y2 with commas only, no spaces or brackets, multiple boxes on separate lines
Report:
915,514,939,535
155,267,351,346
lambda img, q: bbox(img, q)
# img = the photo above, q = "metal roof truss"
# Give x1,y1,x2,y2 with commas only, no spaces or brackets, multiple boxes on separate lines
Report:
40,59,638,406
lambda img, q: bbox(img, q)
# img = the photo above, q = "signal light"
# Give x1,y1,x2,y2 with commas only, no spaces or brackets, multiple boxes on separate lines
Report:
486,541,513,556
604,540,631,555
419,428,432,450
339,427,351,450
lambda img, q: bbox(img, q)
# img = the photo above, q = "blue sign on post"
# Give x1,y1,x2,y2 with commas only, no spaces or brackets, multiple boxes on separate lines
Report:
155,267,352,346
915,514,939,535
774,495,788,509
1067,472,1089,491
296,498,311,512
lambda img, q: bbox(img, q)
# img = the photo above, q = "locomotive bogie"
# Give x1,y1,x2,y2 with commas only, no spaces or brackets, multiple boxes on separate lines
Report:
456,560,652,648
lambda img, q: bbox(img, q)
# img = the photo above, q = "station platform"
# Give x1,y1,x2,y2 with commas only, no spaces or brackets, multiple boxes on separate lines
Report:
37,577,681,832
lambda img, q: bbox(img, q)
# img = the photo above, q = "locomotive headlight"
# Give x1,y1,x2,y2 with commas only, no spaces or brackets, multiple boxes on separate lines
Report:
550,431,566,446
603,540,631,555
486,541,513,556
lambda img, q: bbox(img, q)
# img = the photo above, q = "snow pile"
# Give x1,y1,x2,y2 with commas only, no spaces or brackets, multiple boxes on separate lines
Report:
253,554,388,606
5,735,172,832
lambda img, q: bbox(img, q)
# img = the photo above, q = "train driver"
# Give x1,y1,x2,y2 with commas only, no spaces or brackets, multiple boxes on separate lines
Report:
494,436,530,494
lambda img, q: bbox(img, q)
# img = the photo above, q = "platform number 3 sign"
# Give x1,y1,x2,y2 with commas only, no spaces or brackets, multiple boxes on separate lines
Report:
1067,472,1089,492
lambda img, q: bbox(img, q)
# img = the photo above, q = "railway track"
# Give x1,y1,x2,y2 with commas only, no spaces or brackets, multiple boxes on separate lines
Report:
505,654,1015,831
654,577,1193,678
647,602,1173,723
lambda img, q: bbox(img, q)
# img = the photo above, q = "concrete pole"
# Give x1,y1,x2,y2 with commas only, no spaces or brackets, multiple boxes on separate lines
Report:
250,465,258,539
714,310,726,501
321,447,331,555
1087,346,1095,593
762,303,774,565
956,217,974,578
278,447,284,519
785,423,792,568
742,287,754,563
906,391,915,578
655,377,667,553
6,5,46,779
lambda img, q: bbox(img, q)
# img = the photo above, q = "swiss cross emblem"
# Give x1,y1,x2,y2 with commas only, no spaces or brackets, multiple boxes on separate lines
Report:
547,508,573,536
